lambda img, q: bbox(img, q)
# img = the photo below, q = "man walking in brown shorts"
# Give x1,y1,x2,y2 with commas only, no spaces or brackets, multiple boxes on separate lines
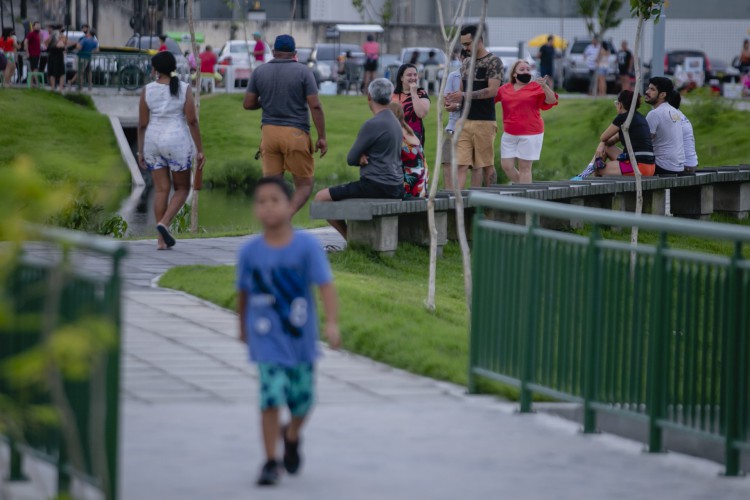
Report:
244,34,327,214
445,25,503,188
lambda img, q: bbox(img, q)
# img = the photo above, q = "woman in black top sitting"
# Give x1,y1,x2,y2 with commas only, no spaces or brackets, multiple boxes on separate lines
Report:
593,89,656,177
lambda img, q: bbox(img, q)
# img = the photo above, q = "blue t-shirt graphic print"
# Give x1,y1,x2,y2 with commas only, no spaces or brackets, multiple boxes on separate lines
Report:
237,231,333,366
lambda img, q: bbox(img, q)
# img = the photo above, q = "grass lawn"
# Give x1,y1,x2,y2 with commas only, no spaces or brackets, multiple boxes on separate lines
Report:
159,242,514,398
158,214,750,399
0,89,126,186
199,91,750,189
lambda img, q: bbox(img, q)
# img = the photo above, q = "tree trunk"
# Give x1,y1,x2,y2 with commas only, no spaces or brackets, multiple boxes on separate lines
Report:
425,0,469,311
620,13,645,254
450,0,489,313
188,0,201,233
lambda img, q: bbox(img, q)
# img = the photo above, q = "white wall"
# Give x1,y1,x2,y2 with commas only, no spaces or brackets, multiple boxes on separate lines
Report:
482,16,750,66
96,2,142,47
310,0,388,23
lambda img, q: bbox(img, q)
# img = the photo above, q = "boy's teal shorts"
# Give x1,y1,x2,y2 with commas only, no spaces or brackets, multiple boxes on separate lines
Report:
258,363,315,417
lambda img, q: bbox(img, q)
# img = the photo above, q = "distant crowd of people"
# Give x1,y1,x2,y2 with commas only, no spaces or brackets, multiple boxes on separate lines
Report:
0,22,98,90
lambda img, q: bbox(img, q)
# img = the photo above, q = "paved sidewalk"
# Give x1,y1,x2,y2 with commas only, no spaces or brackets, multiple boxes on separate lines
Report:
5,229,750,499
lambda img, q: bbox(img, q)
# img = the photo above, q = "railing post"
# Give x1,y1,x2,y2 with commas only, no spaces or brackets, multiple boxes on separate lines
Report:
8,438,27,481
57,444,71,496
647,232,668,453
467,209,484,395
723,242,743,476
519,215,540,413
583,225,603,433
106,252,125,500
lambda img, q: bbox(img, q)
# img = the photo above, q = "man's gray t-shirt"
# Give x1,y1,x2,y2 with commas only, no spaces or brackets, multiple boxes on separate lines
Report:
646,103,685,172
346,110,403,186
247,59,318,133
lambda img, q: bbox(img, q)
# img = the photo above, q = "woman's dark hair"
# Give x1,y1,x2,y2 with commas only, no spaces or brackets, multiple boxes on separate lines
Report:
617,89,642,111
2,27,13,38
254,176,293,201
394,63,417,94
159,34,167,43
366,34,374,42
666,90,682,109
151,51,180,97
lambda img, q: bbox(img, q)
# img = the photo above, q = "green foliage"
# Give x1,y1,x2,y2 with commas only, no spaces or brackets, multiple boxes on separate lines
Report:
61,92,96,109
630,0,665,21
0,89,126,186
380,0,394,25
0,157,119,493
171,203,193,234
50,186,128,238
680,88,730,129
577,0,625,38
99,213,129,238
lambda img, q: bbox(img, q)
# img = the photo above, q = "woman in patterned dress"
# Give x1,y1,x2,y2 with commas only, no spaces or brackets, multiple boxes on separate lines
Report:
389,102,428,198
138,51,206,249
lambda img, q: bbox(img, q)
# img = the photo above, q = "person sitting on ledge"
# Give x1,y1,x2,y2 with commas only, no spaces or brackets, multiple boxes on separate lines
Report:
572,90,655,179
314,78,404,239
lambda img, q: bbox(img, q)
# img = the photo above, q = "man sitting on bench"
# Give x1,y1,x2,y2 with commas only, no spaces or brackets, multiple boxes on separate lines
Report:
314,78,404,238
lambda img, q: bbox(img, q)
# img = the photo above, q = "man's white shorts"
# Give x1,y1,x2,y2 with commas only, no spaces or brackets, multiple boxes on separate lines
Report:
500,132,544,161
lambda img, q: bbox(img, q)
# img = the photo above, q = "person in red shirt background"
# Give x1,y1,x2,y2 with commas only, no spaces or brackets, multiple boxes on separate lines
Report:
495,60,558,184
252,32,265,63
158,35,168,52
199,45,217,73
24,21,43,87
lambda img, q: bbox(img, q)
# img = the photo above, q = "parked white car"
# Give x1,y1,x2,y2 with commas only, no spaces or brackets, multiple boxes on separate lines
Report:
487,46,537,82
216,40,272,83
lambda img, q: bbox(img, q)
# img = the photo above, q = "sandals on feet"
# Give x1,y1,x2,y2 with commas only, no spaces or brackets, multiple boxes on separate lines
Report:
156,223,176,248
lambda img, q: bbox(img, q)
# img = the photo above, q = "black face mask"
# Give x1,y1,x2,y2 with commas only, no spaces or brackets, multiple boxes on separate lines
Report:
516,73,532,84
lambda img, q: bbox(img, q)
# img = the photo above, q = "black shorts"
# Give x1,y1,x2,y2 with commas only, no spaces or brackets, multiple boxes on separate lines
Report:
329,177,403,201
655,164,681,175
29,56,40,71
363,58,378,72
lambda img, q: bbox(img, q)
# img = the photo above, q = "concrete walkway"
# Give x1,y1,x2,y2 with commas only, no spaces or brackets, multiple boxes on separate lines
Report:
5,228,750,499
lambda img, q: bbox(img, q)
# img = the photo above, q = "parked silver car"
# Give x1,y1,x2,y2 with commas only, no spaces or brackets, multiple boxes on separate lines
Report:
308,43,363,84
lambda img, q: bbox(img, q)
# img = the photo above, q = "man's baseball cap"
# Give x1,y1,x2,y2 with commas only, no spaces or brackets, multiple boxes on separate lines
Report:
252,31,261,37
274,34,295,52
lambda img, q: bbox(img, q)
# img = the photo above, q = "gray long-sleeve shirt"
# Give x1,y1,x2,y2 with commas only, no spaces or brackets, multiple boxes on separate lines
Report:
444,69,462,131
347,109,403,186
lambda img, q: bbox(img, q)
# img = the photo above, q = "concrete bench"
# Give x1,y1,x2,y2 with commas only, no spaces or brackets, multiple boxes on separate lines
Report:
310,167,750,253
309,196,455,256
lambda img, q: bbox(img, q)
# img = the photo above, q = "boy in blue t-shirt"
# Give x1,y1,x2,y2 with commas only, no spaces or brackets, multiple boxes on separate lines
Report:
237,177,340,486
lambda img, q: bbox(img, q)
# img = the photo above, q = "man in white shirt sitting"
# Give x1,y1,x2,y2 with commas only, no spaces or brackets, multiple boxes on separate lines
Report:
644,77,685,174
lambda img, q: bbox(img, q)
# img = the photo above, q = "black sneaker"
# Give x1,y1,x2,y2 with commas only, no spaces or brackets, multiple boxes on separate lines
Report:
257,459,280,486
282,427,302,475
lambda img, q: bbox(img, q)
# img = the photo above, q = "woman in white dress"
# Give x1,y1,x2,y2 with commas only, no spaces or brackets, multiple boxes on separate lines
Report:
138,51,206,249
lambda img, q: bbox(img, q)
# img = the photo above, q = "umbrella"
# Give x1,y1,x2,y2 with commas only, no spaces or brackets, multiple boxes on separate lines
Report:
527,34,568,50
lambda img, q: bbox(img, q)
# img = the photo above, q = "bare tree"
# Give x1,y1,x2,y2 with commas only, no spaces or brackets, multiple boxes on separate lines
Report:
425,0,489,313
425,0,469,311
620,0,665,251
577,0,625,39
187,0,202,232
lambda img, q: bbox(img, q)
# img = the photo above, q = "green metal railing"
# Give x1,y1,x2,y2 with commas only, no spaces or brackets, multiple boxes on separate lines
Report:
469,193,750,476
0,226,126,499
